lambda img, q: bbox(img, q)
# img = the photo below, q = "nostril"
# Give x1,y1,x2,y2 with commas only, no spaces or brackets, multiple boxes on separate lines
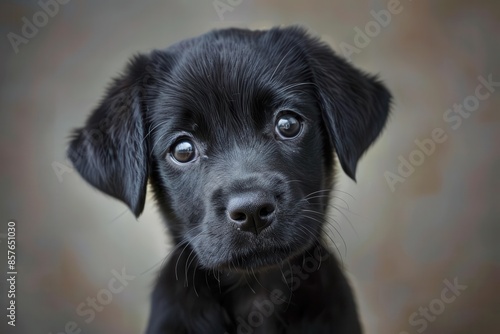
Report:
229,211,247,222
258,204,275,219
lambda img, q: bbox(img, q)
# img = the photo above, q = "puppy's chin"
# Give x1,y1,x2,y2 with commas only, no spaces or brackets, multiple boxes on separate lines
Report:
197,236,318,273
217,247,294,272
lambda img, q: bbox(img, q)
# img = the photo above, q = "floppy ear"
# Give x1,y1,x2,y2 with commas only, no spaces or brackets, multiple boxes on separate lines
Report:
288,28,391,180
67,54,153,217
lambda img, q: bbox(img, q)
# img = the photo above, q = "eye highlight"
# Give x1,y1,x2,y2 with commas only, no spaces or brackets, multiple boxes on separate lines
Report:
170,139,197,163
275,112,303,139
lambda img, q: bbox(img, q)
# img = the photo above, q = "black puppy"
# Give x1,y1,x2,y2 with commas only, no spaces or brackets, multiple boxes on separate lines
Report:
68,26,390,333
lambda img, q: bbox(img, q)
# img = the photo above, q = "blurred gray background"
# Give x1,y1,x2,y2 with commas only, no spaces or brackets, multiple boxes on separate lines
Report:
1,0,499,333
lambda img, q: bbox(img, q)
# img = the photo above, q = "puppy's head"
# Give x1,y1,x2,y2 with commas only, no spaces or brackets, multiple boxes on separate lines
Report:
68,27,390,271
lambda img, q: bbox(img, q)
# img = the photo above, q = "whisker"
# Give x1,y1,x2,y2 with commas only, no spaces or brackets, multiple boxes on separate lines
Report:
192,262,199,297
270,48,295,81
184,247,198,286
275,82,316,95
143,119,169,143
302,214,345,266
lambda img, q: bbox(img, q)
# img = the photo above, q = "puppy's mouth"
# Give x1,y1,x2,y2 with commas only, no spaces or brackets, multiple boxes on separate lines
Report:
206,228,319,272
219,246,293,271
193,182,326,272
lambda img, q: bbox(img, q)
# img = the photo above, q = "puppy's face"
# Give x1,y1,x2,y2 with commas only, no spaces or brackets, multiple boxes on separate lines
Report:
148,43,330,270
68,27,391,271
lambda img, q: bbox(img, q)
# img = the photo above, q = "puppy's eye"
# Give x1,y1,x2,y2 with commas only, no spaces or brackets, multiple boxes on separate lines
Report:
170,140,196,163
275,113,302,139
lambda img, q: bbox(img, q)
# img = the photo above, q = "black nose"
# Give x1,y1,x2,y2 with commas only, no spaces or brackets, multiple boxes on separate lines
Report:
227,192,276,234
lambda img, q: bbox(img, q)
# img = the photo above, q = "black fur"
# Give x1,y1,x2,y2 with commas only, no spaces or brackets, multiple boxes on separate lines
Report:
67,26,391,334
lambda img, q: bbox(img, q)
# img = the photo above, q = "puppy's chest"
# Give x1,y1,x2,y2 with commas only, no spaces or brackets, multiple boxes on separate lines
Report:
220,278,317,333
224,288,287,333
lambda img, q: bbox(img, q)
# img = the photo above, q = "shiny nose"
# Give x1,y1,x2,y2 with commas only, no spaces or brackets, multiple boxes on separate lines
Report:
227,192,276,234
